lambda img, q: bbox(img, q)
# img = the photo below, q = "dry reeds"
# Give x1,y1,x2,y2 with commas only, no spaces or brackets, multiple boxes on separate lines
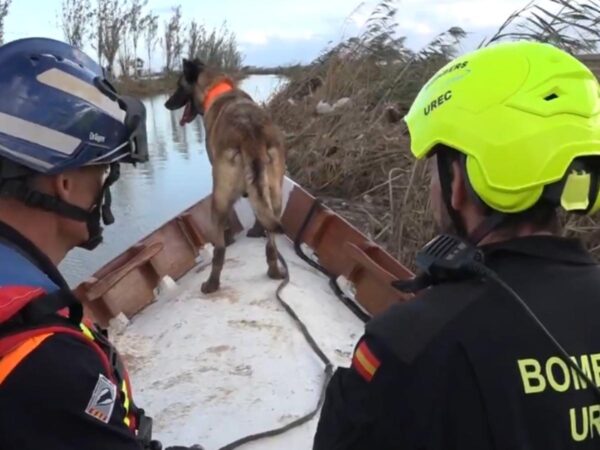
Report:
268,1,465,267
268,0,600,268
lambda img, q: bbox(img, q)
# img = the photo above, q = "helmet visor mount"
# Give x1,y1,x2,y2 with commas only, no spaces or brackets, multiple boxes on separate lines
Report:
90,78,149,166
120,95,149,164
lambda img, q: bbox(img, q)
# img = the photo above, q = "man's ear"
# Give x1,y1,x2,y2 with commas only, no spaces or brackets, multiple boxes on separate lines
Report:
449,160,468,211
183,58,203,84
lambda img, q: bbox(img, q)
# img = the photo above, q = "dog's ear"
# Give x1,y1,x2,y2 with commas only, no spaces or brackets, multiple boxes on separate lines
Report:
183,58,204,84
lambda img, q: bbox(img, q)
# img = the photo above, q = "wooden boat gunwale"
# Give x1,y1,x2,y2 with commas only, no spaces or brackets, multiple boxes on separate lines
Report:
76,177,415,327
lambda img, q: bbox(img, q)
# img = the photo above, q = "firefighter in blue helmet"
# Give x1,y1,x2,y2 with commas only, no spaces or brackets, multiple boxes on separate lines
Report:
0,38,196,450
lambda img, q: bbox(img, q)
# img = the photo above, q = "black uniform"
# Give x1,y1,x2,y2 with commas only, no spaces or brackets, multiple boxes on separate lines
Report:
0,333,144,450
313,236,600,450
0,222,145,450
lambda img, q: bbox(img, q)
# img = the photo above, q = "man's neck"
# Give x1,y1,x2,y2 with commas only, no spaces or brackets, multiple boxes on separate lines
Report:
0,208,67,266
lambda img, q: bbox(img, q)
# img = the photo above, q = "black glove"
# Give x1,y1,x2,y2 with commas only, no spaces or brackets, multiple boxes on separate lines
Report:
147,439,203,450
147,440,162,450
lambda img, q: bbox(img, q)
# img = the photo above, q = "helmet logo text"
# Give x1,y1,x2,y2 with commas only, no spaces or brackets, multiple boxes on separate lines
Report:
427,61,469,87
424,91,453,116
89,132,106,144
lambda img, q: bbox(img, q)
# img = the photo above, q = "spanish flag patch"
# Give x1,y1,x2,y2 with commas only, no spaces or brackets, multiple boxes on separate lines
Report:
352,340,381,382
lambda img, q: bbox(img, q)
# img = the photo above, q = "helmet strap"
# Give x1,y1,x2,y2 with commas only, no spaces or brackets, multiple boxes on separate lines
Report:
437,151,467,237
468,212,506,245
79,163,120,250
0,163,120,251
437,151,507,245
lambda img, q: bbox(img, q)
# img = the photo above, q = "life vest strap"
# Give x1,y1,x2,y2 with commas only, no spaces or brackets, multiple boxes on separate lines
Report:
0,290,147,437
0,332,52,384
19,289,80,324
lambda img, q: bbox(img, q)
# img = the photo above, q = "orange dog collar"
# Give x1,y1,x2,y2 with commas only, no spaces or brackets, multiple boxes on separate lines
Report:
204,81,234,112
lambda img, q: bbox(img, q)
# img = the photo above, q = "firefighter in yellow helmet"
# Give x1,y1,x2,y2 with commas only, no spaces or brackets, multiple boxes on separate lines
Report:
314,41,600,449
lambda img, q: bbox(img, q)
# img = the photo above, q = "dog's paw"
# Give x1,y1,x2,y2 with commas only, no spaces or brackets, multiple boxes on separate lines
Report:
201,279,220,294
246,227,266,238
267,265,287,280
224,229,236,246
247,220,266,238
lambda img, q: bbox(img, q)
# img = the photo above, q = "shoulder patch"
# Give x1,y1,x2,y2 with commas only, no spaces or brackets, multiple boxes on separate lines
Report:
352,340,381,382
85,373,117,423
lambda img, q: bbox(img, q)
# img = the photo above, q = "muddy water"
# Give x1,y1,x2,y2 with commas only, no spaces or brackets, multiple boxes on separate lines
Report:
59,74,286,286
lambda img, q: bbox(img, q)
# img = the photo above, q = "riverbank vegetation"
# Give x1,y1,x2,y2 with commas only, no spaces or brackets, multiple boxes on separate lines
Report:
267,0,600,266
55,0,244,96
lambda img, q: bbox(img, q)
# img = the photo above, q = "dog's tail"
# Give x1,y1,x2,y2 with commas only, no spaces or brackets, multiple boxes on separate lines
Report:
241,140,283,233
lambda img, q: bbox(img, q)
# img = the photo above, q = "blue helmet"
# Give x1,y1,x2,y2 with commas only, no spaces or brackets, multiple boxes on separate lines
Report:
0,38,149,250
0,37,148,174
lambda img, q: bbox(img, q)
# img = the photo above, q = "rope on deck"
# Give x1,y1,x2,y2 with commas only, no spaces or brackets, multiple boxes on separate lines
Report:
218,249,334,450
292,199,371,323
219,198,373,449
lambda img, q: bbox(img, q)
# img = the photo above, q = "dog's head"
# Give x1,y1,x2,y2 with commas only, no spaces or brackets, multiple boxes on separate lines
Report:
164,58,206,126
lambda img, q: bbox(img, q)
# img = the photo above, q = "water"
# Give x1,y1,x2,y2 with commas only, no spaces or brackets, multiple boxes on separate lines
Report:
59,74,286,286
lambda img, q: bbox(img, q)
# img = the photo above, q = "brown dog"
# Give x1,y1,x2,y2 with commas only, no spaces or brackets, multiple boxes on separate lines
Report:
165,58,287,293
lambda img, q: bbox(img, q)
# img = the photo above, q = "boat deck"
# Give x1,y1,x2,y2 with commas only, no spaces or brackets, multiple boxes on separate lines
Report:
110,233,365,449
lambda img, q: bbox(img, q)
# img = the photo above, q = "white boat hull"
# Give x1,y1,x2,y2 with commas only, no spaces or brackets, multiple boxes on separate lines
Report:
110,230,364,449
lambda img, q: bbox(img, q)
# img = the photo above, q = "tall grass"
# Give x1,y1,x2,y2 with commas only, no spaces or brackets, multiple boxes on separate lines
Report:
269,0,600,267
481,0,600,53
189,21,242,71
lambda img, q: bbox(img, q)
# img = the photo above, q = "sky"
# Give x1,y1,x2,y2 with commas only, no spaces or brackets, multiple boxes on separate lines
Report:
3,0,544,68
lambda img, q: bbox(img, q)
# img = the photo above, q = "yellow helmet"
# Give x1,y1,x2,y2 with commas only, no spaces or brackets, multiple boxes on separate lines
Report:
405,40,600,215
